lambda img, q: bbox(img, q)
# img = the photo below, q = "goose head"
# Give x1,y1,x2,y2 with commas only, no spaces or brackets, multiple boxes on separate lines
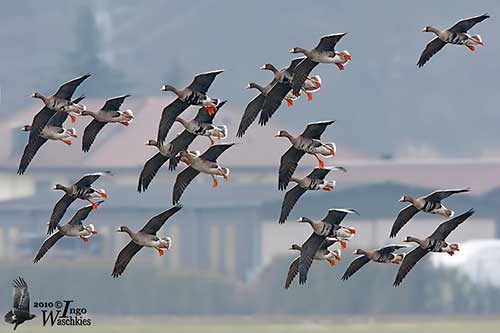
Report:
160,84,177,93
402,236,419,244
116,226,132,234
31,92,43,99
245,82,258,89
289,47,307,54
297,216,313,224
353,249,364,255
421,26,431,32
274,130,292,138
177,150,199,164
20,125,32,132
52,184,67,192
145,139,159,147
259,63,278,73
288,244,302,251
399,195,413,203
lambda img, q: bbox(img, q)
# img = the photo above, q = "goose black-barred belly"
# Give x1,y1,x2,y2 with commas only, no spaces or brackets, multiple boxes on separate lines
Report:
443,31,468,44
423,200,441,212
425,239,448,252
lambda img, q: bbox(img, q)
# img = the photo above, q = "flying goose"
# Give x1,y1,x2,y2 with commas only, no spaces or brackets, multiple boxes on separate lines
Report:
341,245,408,281
137,140,173,192
170,101,228,167
172,143,234,204
81,95,133,152
137,103,228,192
285,239,341,289
276,120,336,190
417,14,490,67
390,188,470,238
17,95,85,175
289,33,349,95
279,166,346,224
34,202,102,263
111,205,182,278
4,277,36,330
29,74,90,140
157,70,223,145
393,209,474,286
297,208,358,284
257,58,304,126
236,78,277,138
47,172,110,235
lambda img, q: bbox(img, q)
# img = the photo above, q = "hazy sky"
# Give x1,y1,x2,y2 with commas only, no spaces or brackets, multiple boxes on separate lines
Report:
1,0,499,159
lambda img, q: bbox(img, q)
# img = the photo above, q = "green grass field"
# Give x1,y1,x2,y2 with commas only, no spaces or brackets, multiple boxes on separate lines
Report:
1,317,499,333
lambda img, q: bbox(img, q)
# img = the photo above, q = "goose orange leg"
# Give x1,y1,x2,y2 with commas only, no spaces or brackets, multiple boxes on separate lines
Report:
302,88,313,101
211,175,219,188
120,121,129,126
205,105,217,116
216,132,222,141
286,99,294,107
314,154,325,168
466,45,476,52
156,248,164,256
335,63,345,71
327,259,336,267
80,236,90,243
69,114,77,123
87,200,98,210
208,136,215,145
61,139,72,145
338,240,347,249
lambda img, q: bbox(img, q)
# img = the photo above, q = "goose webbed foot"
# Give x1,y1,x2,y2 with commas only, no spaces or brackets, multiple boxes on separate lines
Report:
335,63,345,71
314,154,325,168
212,175,219,188
302,88,313,101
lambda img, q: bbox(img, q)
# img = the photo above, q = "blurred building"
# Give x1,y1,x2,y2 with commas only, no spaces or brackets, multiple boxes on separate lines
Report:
0,98,500,281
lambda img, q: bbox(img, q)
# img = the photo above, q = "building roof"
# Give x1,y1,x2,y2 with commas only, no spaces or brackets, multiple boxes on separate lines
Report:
1,97,364,169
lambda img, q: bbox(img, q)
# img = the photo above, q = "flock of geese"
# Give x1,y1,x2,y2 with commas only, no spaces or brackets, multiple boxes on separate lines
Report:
6,12,490,329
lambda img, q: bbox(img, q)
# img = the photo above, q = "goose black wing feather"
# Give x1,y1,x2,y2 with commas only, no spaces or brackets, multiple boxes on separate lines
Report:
279,185,307,224
140,205,182,235
393,246,428,286
137,153,169,192
48,195,77,235
111,241,143,278
278,147,305,190
341,255,371,280
82,119,107,152
172,166,200,204
33,232,64,263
